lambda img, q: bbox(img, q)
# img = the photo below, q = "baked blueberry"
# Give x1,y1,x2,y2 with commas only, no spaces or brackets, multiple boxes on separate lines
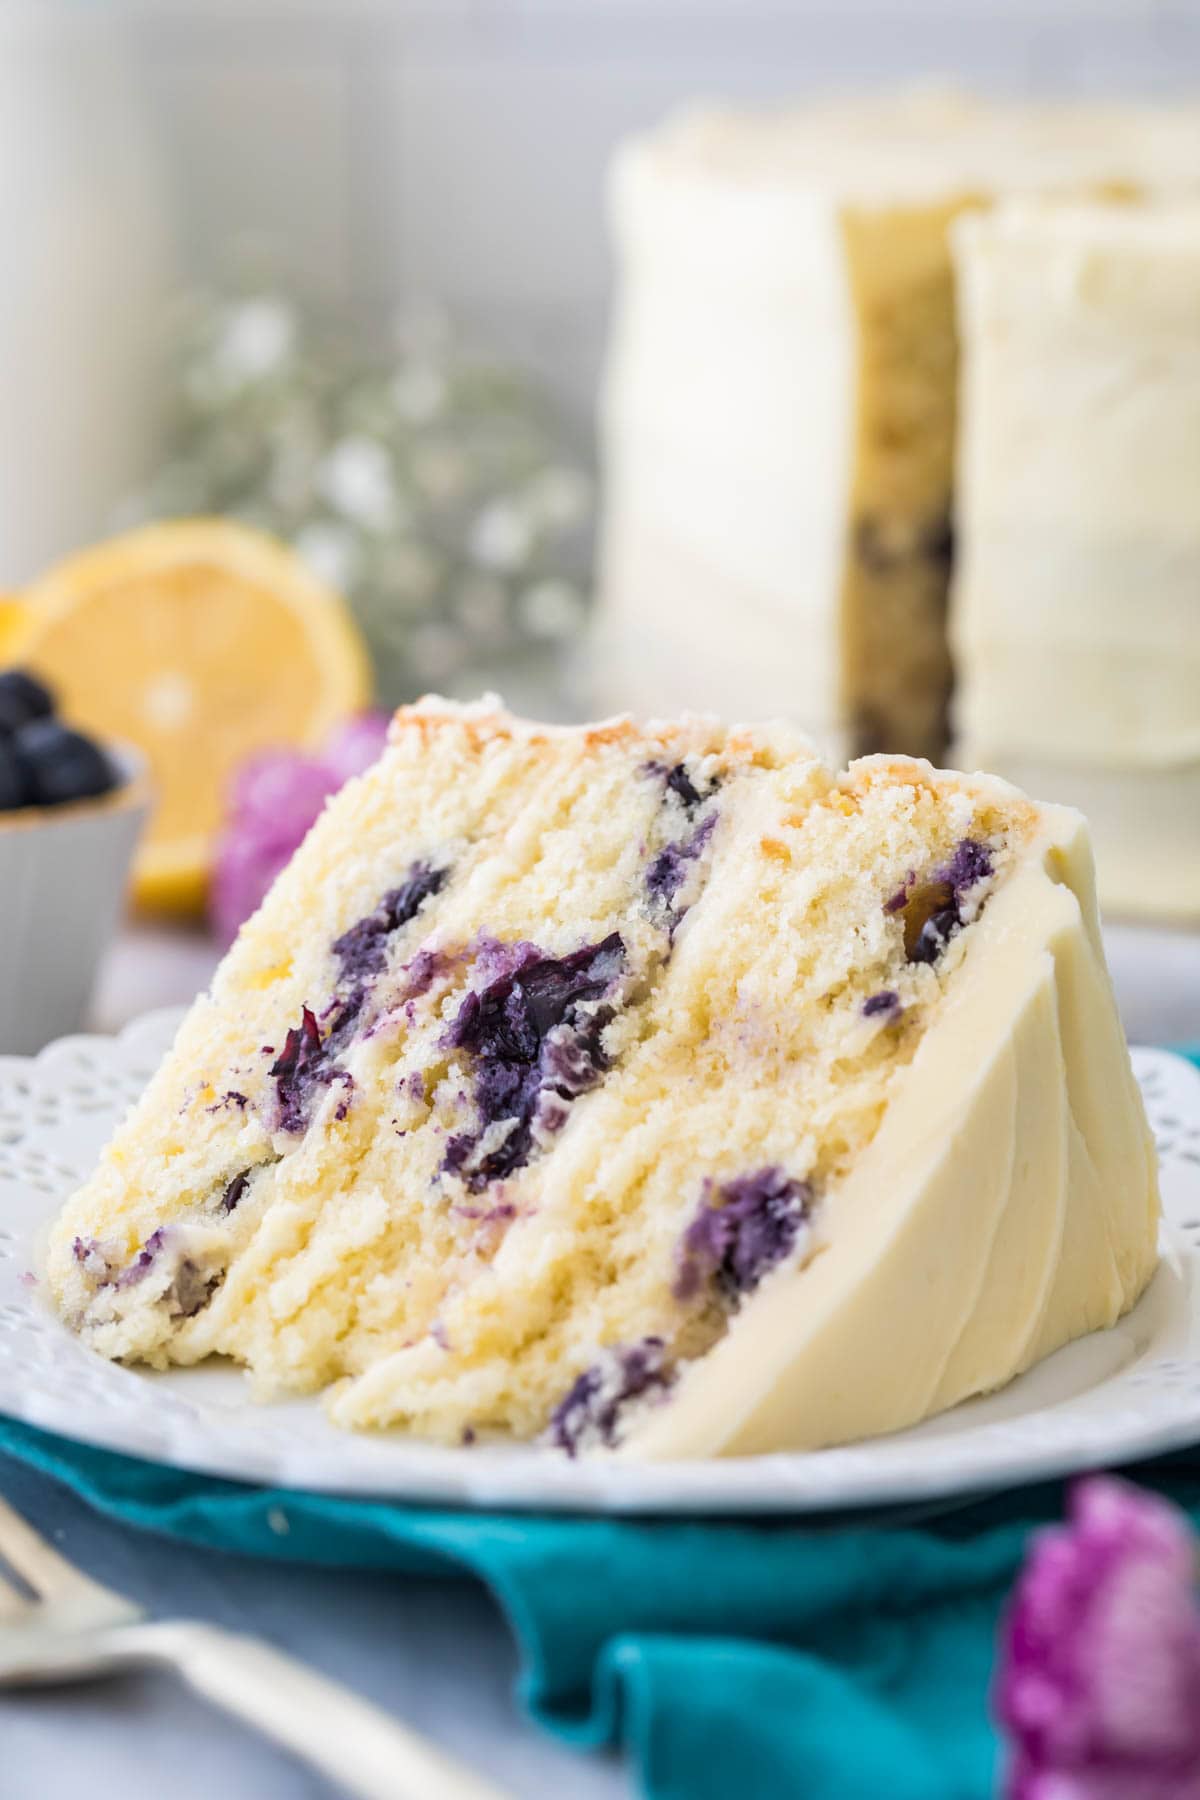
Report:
675,1167,813,1302
910,905,959,965
14,718,117,807
550,1338,673,1456
442,932,624,1189
0,669,54,736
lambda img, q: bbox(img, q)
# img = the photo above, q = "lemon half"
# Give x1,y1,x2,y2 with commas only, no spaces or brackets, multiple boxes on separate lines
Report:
16,520,372,914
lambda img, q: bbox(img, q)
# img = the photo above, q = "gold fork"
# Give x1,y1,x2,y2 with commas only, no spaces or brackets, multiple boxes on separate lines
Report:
0,1492,511,1800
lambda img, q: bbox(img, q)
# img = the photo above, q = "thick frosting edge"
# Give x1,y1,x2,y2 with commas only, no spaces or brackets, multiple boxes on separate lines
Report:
622,800,1159,1459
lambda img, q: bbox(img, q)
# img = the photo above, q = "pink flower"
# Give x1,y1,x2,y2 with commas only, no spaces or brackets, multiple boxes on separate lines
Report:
211,712,390,944
995,1476,1200,1800
321,715,395,786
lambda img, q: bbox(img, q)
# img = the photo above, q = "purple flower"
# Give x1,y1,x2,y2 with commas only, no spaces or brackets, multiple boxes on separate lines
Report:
211,712,390,944
321,715,393,786
995,1476,1200,1800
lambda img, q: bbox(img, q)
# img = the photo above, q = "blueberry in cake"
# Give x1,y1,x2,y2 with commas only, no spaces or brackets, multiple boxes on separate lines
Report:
47,698,1158,1457
952,199,1200,923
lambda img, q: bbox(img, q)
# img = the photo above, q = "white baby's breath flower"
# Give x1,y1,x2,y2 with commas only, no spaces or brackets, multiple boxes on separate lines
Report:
127,275,594,706
468,500,534,572
212,298,296,388
518,578,587,641
294,521,361,592
318,436,398,531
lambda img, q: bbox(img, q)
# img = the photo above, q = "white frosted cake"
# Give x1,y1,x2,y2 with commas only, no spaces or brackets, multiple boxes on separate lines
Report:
952,200,1200,922
48,699,1158,1457
594,91,1200,765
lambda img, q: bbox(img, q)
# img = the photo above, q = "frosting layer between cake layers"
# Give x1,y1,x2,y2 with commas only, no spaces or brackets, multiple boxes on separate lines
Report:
952,201,1200,922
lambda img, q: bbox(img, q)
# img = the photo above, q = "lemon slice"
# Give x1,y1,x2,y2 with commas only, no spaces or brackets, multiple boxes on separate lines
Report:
0,593,29,661
17,520,372,915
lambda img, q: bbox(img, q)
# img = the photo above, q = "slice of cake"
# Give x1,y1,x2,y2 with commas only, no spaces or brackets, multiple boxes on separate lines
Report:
594,90,1200,761
47,698,1158,1457
951,199,1200,923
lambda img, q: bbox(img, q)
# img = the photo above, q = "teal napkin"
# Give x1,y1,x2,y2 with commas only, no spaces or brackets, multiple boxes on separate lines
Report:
4,1047,1197,1799
4,1413,1200,1800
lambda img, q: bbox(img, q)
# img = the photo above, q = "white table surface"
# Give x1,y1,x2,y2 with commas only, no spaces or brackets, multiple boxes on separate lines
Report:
6,914,1200,1800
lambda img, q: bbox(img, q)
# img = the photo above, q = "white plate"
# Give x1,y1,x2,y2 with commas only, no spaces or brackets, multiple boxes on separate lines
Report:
1,1009,1199,1516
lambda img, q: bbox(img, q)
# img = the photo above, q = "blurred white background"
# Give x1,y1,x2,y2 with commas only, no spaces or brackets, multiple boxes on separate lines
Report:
1,0,1197,584
117,0,1200,425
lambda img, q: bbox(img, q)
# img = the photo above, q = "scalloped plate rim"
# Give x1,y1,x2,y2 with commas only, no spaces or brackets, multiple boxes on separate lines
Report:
0,1008,1198,1516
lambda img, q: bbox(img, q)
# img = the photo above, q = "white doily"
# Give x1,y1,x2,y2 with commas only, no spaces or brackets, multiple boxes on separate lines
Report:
1,1008,1198,1516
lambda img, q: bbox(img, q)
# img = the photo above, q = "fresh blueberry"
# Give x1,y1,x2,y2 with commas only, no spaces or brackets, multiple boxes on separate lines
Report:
0,669,55,736
0,737,30,810
13,718,117,806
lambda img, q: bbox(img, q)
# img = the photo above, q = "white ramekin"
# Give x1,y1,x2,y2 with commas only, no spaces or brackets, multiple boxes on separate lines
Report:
0,746,150,1054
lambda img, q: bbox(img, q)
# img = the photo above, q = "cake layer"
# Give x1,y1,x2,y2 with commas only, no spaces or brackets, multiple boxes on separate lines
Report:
952,201,1200,921
47,700,1158,1456
595,90,1200,765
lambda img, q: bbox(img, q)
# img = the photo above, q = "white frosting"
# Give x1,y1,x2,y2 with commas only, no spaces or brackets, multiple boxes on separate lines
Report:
631,90,1200,202
594,93,1200,746
952,201,1200,920
624,800,1159,1457
597,165,851,736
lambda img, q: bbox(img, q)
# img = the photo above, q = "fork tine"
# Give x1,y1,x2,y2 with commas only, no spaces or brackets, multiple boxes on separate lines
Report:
0,1563,28,1619
0,1493,103,1604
